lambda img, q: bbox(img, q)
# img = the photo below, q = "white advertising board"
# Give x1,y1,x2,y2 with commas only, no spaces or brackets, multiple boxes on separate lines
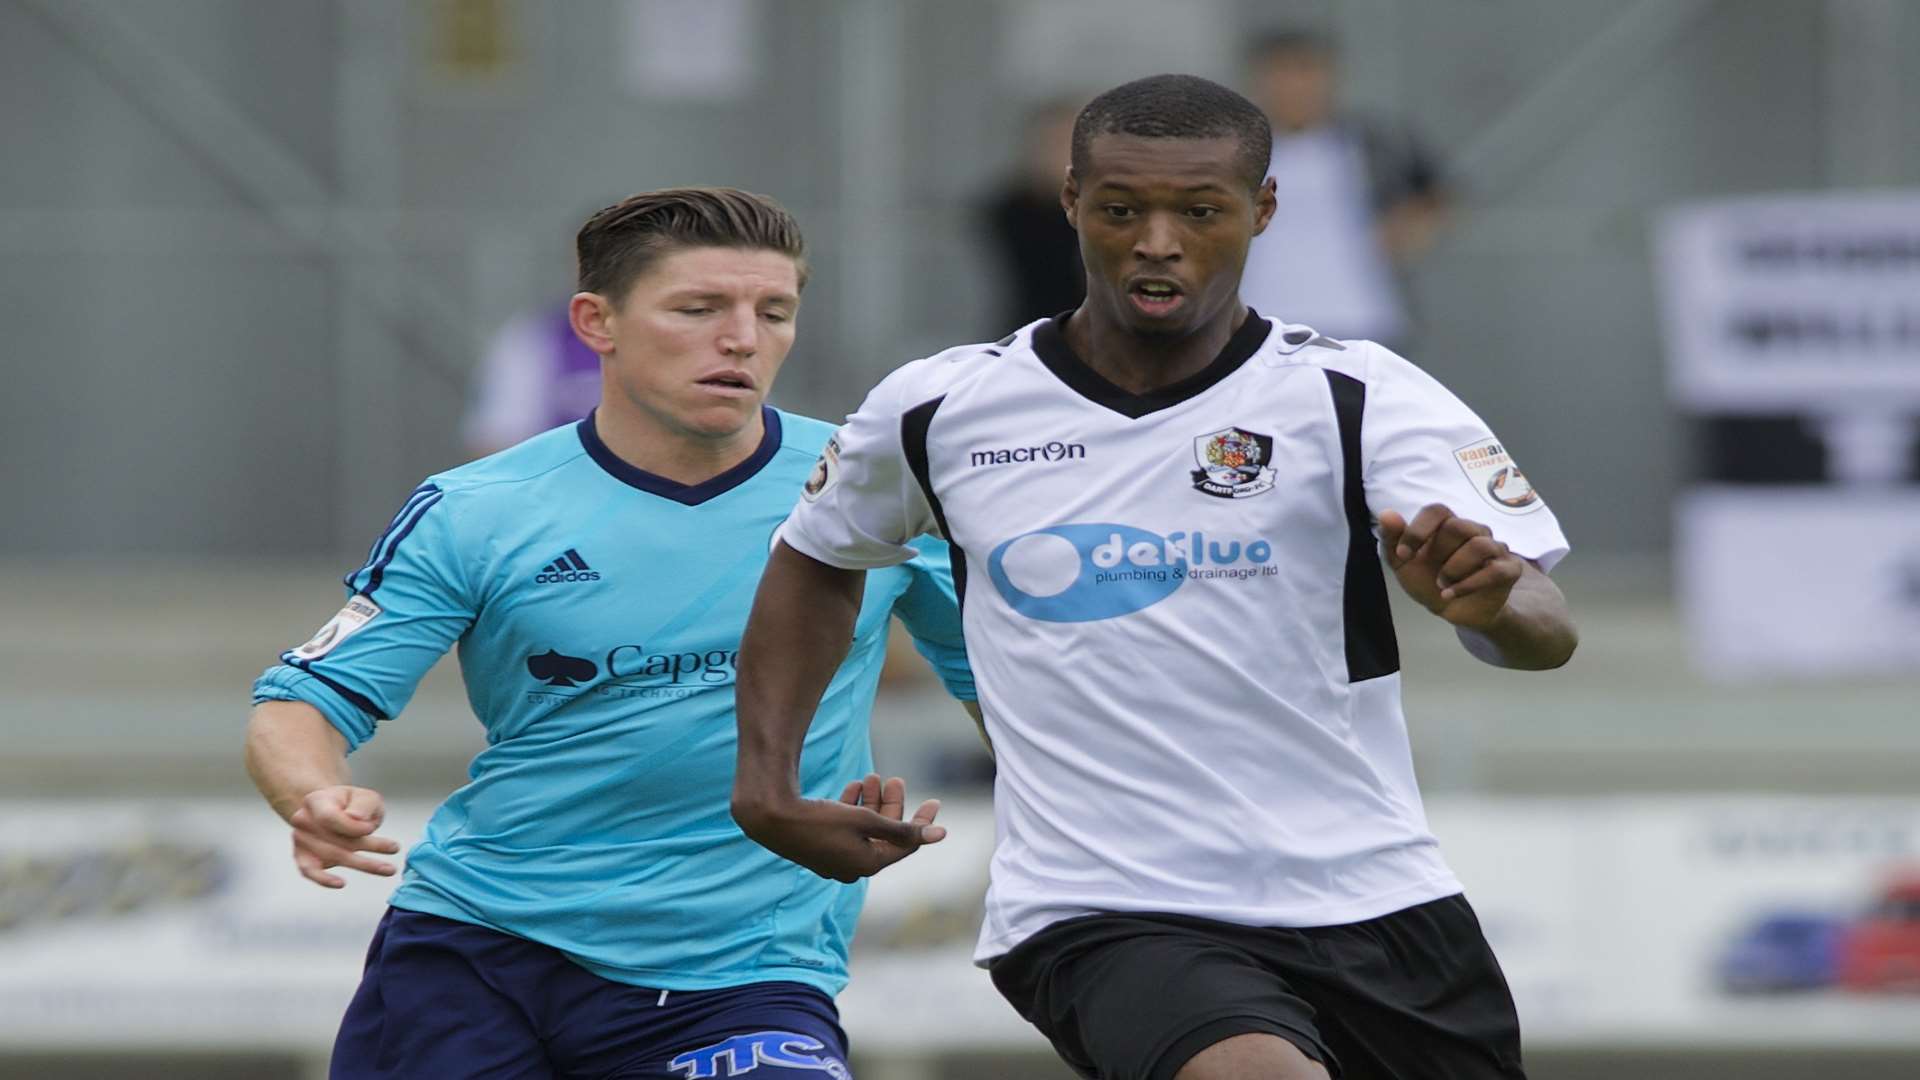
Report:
1656,191,1920,411
0,799,431,1050
1434,798,1920,1047
4,797,1919,1053
1676,488,1920,678
851,798,1920,1052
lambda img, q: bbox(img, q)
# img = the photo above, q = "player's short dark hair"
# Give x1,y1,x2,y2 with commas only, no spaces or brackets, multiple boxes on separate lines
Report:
1070,74,1273,192
575,187,808,303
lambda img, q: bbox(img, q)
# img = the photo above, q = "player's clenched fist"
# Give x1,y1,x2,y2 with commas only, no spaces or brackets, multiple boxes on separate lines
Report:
1378,504,1524,630
289,784,401,889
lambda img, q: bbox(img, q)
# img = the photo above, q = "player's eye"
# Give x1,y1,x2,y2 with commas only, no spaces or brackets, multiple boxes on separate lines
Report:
676,306,714,316
1102,205,1137,220
1186,206,1221,220
760,310,791,324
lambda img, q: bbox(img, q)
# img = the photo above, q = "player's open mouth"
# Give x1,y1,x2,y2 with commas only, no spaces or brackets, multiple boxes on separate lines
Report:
1128,279,1185,317
696,371,757,395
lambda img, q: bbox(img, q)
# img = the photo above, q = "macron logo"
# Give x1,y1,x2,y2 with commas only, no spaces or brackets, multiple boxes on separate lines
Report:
534,548,601,585
970,441,1086,467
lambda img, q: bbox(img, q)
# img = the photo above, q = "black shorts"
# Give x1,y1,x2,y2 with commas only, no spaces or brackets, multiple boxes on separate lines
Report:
988,894,1525,1080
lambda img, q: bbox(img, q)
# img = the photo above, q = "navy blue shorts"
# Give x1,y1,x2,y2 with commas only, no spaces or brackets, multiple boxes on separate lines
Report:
332,907,851,1080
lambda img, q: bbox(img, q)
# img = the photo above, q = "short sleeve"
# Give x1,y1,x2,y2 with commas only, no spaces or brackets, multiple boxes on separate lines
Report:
1357,345,1570,572
251,483,477,750
890,536,976,702
777,369,941,569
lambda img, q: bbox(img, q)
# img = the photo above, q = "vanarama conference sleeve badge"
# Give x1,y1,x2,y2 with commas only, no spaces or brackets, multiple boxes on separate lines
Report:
1453,437,1543,514
802,434,842,502
290,595,382,661
1191,426,1277,498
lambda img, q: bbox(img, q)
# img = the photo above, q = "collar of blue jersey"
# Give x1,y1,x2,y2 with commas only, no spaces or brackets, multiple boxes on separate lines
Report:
1030,307,1273,419
576,406,783,506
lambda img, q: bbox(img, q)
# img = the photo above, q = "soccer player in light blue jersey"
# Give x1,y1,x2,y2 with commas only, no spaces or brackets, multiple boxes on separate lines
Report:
244,188,973,1080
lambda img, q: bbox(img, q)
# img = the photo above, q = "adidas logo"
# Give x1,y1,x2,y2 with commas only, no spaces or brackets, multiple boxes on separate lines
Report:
534,549,601,585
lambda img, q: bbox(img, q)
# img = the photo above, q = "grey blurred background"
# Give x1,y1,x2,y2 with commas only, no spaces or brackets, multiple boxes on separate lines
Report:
3,1,1918,1078
9,0,1917,560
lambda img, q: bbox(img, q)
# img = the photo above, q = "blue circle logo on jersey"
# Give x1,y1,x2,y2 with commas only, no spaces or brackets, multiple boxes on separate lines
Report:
988,522,1272,622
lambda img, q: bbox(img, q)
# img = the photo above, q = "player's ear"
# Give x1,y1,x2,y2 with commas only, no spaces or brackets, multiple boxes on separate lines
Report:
1250,176,1278,237
568,292,616,356
1061,167,1081,229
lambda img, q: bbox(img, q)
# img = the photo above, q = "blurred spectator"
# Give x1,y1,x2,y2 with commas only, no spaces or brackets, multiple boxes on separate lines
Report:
1240,30,1452,345
981,98,1085,332
461,306,603,457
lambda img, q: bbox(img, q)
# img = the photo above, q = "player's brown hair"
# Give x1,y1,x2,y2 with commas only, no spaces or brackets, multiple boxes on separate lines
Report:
575,187,808,304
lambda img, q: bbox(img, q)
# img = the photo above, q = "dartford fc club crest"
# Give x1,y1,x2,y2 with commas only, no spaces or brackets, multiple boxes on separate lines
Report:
1191,426,1277,499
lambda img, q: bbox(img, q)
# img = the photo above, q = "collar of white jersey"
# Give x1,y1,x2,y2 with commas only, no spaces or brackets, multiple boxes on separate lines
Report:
1028,308,1275,419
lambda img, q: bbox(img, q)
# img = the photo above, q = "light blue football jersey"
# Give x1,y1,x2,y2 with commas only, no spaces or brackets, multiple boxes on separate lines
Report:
253,407,973,996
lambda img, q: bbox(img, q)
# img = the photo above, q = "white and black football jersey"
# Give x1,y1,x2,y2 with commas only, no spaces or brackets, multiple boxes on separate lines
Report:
780,312,1570,964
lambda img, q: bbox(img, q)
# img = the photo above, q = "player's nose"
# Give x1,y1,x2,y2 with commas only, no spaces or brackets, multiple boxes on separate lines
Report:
715,306,758,357
1132,212,1183,262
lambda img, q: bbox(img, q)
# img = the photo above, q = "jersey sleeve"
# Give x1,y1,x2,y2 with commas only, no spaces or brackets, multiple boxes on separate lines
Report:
776,368,941,569
890,536,976,702
250,483,477,750
1358,344,1570,572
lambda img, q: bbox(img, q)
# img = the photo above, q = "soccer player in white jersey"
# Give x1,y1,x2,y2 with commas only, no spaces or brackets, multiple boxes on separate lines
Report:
732,75,1577,1080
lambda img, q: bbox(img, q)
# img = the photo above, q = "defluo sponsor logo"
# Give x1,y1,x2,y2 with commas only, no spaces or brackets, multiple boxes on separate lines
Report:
987,522,1276,623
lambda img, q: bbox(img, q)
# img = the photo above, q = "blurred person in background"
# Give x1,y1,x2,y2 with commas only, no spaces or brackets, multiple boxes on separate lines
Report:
734,75,1574,1080
461,299,605,458
1240,29,1452,347
244,188,975,1079
981,97,1086,330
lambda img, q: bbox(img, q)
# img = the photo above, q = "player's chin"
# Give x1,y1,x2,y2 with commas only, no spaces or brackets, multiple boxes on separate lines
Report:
1119,306,1202,339
679,399,764,439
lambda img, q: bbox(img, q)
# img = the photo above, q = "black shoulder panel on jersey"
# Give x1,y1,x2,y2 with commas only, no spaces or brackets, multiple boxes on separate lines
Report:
901,395,969,614
1326,371,1400,682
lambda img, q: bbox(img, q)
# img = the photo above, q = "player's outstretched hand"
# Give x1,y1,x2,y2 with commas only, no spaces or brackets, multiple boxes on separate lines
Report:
1378,504,1523,631
740,773,945,884
289,785,401,889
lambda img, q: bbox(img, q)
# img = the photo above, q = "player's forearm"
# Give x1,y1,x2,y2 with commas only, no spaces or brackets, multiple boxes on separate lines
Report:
732,542,866,829
245,700,354,823
1455,568,1577,671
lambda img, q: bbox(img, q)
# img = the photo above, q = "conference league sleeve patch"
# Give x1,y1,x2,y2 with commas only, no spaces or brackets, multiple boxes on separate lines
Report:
289,595,383,661
801,433,843,503
1453,436,1544,515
